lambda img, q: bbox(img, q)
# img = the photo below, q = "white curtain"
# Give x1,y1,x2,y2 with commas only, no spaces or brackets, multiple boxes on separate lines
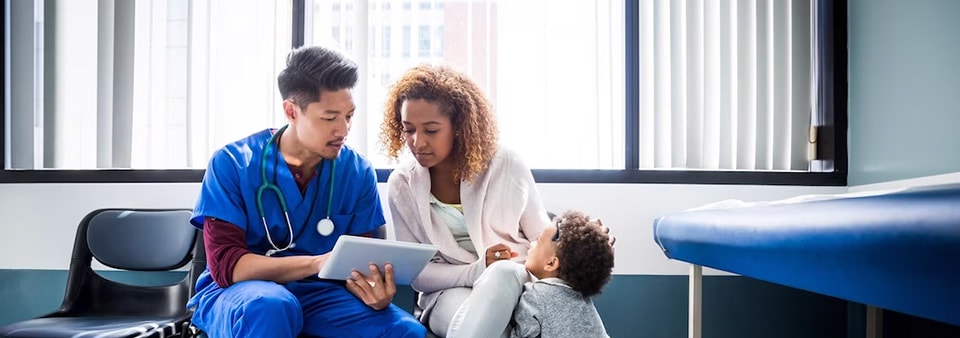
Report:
10,0,815,172
8,0,292,169
311,0,625,170
639,0,811,170
131,0,292,169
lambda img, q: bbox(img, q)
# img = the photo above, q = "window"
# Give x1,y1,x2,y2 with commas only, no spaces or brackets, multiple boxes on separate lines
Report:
310,0,624,170
4,0,292,170
344,26,354,52
381,72,393,87
434,26,443,57
3,0,846,184
402,25,412,58
382,26,392,57
417,25,431,58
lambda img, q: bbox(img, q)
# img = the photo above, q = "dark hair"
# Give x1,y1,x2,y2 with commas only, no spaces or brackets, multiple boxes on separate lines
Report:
277,46,358,109
554,210,615,298
379,65,498,183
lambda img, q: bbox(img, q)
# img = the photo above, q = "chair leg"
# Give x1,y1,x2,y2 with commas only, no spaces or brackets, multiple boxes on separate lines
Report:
179,322,202,338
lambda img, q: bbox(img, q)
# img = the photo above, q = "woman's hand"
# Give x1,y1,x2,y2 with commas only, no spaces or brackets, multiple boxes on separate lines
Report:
345,263,397,310
484,243,518,267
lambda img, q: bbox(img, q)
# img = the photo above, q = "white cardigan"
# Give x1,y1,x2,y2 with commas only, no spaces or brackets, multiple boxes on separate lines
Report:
387,147,551,314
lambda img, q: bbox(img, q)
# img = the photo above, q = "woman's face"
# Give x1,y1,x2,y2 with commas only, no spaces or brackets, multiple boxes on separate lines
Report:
400,99,455,168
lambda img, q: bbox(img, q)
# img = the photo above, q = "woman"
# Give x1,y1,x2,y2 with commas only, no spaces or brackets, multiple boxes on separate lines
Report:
379,65,550,337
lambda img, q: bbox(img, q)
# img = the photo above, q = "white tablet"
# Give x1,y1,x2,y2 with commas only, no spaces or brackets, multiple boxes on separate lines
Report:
317,235,438,285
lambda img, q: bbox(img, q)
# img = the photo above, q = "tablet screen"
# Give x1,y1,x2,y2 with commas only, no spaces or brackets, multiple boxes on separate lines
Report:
317,235,438,285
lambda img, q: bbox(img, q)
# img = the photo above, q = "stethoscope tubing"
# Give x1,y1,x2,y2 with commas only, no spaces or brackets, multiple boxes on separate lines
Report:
257,125,336,256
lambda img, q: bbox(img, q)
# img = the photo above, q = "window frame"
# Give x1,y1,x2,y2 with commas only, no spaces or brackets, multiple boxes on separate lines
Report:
0,0,847,186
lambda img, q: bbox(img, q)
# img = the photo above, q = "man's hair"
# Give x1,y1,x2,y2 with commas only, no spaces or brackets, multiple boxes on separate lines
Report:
277,46,358,109
378,64,498,183
554,210,615,298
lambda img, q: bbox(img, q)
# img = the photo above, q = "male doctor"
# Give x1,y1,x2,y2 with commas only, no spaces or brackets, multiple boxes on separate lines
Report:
187,46,426,337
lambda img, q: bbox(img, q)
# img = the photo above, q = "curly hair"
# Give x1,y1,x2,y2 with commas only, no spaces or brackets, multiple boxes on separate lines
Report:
554,210,615,298
378,65,499,183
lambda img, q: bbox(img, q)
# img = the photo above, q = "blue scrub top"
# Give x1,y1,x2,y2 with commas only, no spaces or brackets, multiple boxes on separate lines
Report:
193,128,386,257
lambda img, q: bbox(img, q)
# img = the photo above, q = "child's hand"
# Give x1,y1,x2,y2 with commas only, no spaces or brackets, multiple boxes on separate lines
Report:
597,219,616,247
484,243,519,266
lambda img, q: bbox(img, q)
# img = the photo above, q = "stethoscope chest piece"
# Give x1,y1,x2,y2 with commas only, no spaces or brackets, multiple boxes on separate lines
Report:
317,218,335,236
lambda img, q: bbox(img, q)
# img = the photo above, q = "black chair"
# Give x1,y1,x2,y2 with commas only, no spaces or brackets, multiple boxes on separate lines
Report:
0,208,205,338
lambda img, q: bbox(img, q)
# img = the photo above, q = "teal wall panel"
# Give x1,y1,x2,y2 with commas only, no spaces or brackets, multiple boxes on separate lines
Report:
3,270,956,337
848,0,960,185
0,270,187,326
0,270,66,325
0,270,846,338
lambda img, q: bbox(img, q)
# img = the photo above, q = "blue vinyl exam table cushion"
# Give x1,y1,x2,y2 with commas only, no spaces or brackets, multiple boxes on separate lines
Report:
652,183,960,326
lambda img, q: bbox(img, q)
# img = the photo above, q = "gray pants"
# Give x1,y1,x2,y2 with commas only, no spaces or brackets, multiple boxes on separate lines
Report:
426,261,531,338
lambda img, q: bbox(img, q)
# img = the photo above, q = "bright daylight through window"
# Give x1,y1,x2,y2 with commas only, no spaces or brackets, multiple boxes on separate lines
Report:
4,0,825,176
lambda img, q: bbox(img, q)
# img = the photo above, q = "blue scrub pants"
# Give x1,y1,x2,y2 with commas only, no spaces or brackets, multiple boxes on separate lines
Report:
192,279,426,338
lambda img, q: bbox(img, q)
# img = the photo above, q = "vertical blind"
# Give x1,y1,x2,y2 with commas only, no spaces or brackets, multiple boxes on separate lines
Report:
5,0,820,173
5,0,291,169
639,0,811,170
312,0,625,170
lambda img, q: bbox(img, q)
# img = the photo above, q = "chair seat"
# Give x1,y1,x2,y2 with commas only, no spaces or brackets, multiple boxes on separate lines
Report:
0,316,185,338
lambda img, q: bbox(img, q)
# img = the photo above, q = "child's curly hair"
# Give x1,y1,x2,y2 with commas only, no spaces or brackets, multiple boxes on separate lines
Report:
378,65,499,183
554,210,615,298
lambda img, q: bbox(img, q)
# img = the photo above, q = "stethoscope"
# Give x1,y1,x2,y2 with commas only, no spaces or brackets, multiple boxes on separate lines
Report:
256,125,337,256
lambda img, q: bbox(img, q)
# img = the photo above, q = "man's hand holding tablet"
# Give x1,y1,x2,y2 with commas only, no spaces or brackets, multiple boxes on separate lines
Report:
318,235,438,285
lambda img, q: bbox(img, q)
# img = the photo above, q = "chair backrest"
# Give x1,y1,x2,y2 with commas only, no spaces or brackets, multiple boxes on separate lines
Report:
56,208,200,318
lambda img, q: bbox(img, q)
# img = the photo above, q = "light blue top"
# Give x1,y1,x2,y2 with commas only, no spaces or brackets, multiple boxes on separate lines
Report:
429,194,476,253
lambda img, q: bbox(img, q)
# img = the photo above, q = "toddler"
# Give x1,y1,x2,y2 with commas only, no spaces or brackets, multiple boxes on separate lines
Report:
511,210,615,338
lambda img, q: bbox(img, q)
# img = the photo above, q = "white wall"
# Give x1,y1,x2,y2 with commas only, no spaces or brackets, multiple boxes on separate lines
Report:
0,182,846,275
